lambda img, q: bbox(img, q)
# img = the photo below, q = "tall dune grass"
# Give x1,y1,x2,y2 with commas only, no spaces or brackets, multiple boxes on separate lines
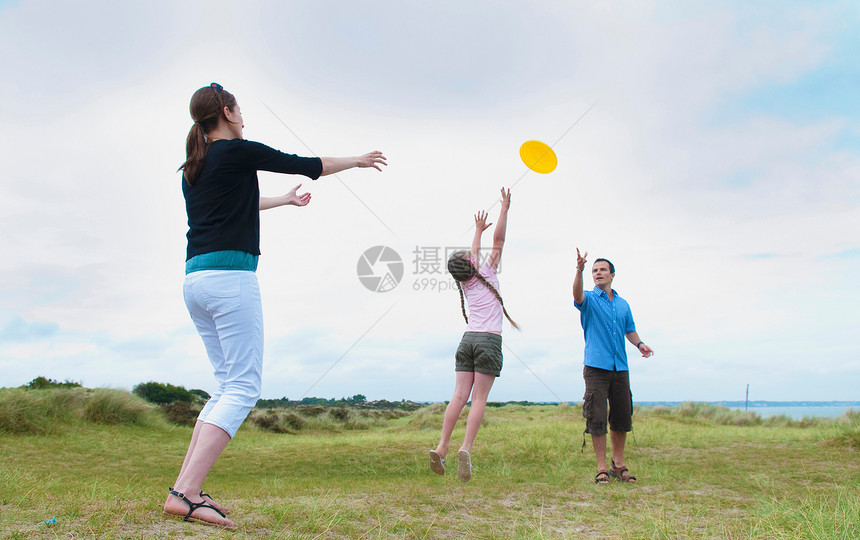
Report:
825,408,859,449
405,402,447,430
640,400,841,427
0,387,162,434
248,406,409,434
82,388,156,425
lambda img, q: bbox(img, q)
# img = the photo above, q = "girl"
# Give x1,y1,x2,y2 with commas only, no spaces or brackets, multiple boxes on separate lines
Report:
430,187,518,482
164,82,386,529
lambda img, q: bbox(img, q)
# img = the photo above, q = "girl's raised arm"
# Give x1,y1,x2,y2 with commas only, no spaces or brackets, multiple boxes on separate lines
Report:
487,187,511,270
471,210,492,263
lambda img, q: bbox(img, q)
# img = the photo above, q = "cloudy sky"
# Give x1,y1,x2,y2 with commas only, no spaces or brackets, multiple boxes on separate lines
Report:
1,0,857,403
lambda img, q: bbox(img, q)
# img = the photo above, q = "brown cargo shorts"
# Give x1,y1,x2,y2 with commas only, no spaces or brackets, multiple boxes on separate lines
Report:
582,365,633,436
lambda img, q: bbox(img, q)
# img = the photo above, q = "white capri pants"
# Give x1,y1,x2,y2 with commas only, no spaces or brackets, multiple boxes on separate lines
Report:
183,270,263,438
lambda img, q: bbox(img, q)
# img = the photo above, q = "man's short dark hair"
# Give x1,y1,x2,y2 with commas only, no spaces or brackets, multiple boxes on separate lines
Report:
594,258,615,273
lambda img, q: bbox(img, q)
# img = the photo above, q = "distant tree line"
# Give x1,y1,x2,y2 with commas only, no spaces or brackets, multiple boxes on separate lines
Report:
24,376,82,390
19,378,422,412
257,394,368,408
487,401,556,408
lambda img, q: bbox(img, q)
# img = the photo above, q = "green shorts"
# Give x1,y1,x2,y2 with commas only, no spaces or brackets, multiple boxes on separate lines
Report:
455,332,503,377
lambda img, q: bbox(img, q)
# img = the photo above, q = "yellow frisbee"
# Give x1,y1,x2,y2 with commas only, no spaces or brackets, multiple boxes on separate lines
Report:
519,140,557,174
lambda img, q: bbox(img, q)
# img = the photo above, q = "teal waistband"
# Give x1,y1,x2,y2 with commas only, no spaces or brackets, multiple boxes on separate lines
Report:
185,250,259,274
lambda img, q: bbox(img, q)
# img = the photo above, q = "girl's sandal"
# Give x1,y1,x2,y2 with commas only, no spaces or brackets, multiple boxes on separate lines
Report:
457,450,473,482
429,450,446,475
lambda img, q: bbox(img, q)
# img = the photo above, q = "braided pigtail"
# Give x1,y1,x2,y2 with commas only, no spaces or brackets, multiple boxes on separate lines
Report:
448,250,476,323
455,280,469,324
474,272,520,330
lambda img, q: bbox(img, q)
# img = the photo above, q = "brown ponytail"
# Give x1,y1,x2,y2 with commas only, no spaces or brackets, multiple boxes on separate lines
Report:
178,84,237,185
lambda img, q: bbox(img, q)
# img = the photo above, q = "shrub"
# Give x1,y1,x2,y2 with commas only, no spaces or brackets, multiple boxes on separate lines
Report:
189,389,211,402
283,412,307,431
329,408,349,421
297,405,327,416
251,411,291,433
161,401,202,426
132,381,196,405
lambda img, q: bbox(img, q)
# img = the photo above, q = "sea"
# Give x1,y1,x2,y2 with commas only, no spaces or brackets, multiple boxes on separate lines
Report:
729,405,855,420
635,402,859,420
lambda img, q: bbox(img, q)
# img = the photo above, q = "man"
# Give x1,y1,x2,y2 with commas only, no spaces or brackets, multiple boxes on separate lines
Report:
572,248,654,484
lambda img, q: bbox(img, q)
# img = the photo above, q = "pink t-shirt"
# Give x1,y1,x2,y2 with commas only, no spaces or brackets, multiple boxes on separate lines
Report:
463,262,503,334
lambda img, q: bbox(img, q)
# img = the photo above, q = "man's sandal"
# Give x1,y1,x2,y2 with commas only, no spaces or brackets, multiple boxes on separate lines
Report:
166,488,236,530
594,471,610,484
609,459,637,483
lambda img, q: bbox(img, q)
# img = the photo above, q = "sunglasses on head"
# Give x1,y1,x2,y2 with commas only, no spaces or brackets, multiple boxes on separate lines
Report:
210,82,223,93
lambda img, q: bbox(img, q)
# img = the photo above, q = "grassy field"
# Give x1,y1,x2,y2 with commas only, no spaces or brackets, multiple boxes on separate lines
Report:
0,389,858,539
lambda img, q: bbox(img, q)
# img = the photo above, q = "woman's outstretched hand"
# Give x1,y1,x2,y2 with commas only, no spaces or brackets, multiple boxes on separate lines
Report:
357,151,387,171
285,184,311,207
259,185,311,210
320,152,387,176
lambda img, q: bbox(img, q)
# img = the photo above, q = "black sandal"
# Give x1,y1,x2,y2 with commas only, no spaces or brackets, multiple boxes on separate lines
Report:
594,471,610,484
609,459,637,483
167,488,233,529
199,489,230,514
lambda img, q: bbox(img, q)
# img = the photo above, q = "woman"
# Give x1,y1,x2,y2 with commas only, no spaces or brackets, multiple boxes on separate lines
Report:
164,82,386,529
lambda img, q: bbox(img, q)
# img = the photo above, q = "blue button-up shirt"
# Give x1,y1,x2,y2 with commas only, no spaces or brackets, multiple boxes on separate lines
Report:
574,286,636,371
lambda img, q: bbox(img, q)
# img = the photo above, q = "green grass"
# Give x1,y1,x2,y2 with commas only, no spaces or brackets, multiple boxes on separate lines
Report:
0,393,857,538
